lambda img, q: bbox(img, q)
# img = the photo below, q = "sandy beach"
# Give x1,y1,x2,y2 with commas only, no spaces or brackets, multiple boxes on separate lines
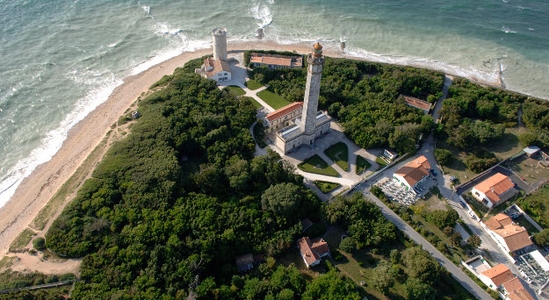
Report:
0,39,502,262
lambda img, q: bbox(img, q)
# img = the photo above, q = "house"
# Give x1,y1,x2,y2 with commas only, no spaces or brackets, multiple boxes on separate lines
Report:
472,173,517,208
479,264,514,290
250,53,303,69
403,95,432,114
297,237,330,268
501,277,535,300
265,102,303,133
483,213,533,253
383,149,398,161
393,156,431,192
197,57,232,83
235,253,255,272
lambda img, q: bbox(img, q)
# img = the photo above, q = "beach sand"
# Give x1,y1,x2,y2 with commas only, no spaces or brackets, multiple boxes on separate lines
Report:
0,39,501,262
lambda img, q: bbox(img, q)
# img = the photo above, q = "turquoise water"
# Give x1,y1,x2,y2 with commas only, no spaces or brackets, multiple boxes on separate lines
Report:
0,0,548,206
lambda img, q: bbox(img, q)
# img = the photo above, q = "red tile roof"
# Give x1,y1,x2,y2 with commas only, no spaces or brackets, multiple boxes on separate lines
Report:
395,156,431,187
502,277,534,300
266,102,303,122
473,173,515,204
204,57,231,77
298,237,330,267
485,213,533,252
481,264,514,287
403,96,432,112
251,54,303,67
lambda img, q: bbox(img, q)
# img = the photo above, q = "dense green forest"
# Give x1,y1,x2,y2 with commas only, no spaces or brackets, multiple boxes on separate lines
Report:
248,56,443,154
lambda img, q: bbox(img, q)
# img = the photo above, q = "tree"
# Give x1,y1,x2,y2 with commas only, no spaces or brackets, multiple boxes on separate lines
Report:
261,182,303,225
467,234,482,248
402,247,441,284
371,261,395,294
339,237,357,253
302,269,361,300
405,278,436,300
533,229,549,246
425,209,459,229
434,149,453,166
449,232,463,247
33,237,46,251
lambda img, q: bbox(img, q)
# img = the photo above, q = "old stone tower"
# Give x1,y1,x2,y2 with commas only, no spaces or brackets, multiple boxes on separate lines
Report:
300,42,325,145
212,27,227,61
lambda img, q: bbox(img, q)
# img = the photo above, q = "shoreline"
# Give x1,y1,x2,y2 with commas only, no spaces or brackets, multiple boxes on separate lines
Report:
0,39,519,257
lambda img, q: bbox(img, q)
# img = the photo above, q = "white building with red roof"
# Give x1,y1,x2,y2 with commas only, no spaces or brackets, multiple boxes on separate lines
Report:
501,277,535,300
393,156,431,192
479,264,515,290
195,28,232,83
472,173,517,208
297,237,330,268
265,102,303,132
250,53,303,69
483,213,533,254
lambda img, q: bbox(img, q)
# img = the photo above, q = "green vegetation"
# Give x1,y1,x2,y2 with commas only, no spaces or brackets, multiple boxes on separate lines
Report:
297,155,340,177
225,85,246,96
9,228,35,252
0,256,15,270
0,270,75,290
257,89,290,109
242,96,262,109
314,181,341,194
32,237,46,251
249,57,441,153
244,79,263,90
517,184,549,228
252,121,267,148
376,156,388,169
533,229,549,246
434,148,453,166
356,155,371,174
45,61,332,298
0,286,73,300
324,142,349,171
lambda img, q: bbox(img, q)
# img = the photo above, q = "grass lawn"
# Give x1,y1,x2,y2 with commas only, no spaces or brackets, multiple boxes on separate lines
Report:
518,184,549,228
226,85,246,96
257,90,290,110
356,155,371,175
324,142,349,171
241,96,262,109
314,181,341,194
375,156,388,170
298,155,339,177
462,193,489,219
485,127,529,160
9,228,35,252
245,79,263,90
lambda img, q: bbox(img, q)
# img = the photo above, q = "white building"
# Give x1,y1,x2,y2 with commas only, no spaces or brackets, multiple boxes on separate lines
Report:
195,28,232,83
483,213,533,254
393,156,431,192
265,102,303,133
273,42,331,154
472,173,517,208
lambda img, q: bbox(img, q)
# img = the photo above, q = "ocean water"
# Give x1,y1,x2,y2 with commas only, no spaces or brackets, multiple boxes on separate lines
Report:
0,0,548,207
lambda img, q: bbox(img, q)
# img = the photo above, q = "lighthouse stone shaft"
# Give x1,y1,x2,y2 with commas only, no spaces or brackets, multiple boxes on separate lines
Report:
300,43,325,145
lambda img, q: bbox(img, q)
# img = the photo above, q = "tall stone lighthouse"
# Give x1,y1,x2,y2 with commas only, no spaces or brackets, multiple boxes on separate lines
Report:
273,42,331,154
300,42,325,145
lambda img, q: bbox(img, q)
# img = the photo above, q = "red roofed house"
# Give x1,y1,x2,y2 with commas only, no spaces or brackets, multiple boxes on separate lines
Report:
479,264,515,290
297,237,330,268
393,156,431,193
483,213,533,254
265,102,303,133
250,53,303,69
403,95,432,114
501,277,535,300
196,57,232,83
472,173,517,208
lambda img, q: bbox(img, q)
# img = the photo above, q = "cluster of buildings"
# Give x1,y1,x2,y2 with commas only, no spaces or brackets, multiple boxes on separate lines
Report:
195,28,232,83
464,259,535,300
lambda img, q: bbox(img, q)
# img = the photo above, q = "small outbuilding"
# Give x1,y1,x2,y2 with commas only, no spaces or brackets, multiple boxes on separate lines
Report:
523,146,541,158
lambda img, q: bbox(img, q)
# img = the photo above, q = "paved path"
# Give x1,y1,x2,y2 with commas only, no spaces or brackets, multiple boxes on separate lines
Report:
363,192,493,300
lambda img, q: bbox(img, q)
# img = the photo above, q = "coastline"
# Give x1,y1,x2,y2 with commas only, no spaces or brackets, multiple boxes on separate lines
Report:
0,39,507,257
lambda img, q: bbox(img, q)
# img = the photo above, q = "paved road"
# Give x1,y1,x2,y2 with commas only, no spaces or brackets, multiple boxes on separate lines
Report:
363,192,493,300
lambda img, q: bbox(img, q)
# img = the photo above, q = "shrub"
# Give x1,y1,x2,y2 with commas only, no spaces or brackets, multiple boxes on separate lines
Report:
33,237,46,251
